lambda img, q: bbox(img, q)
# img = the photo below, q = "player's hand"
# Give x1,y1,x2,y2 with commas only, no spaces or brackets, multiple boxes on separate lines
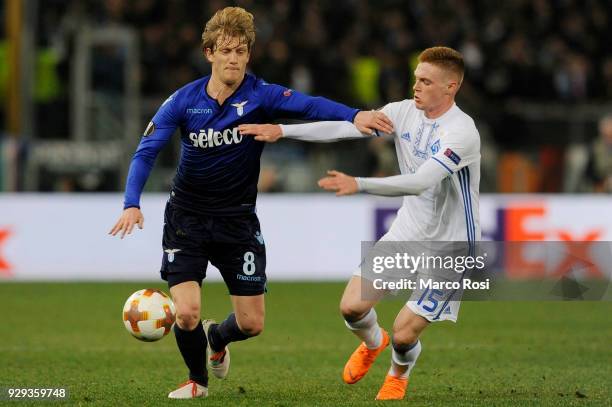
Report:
318,170,359,196
238,124,283,142
353,110,394,135
109,207,144,239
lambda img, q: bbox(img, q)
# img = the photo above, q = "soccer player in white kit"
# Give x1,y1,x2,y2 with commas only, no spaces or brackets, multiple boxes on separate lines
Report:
239,47,480,400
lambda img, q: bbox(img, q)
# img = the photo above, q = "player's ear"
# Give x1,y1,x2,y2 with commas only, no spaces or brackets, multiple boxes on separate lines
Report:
204,47,214,63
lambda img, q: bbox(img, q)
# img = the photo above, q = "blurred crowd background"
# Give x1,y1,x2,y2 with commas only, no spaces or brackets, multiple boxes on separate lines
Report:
0,0,611,194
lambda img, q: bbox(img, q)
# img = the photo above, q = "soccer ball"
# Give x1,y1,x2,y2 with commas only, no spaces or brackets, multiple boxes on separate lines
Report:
122,289,176,342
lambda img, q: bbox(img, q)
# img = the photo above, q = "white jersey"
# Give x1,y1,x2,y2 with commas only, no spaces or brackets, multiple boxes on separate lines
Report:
279,99,481,243
380,99,481,243
279,102,480,322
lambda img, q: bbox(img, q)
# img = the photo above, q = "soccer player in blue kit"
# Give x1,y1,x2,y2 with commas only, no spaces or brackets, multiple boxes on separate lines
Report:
109,6,392,399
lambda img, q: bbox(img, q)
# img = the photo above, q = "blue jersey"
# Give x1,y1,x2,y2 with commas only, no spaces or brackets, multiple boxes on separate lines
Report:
124,73,359,215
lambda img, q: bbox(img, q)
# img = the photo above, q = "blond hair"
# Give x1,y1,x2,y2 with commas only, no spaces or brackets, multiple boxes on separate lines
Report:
418,46,464,84
202,7,255,51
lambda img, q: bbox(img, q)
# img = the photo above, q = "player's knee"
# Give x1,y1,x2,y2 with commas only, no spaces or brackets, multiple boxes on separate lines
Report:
339,300,368,322
392,324,420,346
392,329,419,346
175,304,200,330
238,318,264,337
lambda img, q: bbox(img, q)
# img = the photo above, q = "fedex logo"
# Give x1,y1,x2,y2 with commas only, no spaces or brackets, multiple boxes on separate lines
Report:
484,204,603,279
374,203,606,279
0,228,13,278
482,204,603,241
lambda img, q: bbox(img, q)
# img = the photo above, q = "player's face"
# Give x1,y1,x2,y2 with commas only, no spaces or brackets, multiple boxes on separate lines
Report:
412,63,452,114
206,36,250,86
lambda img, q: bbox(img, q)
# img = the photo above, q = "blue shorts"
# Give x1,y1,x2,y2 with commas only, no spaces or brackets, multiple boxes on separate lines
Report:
160,202,267,296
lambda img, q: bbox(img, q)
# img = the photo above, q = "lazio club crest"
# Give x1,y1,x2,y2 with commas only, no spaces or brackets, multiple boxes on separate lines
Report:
231,101,248,116
164,249,181,263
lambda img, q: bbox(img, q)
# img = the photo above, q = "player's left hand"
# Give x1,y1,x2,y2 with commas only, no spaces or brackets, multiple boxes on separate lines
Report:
318,170,359,196
353,110,394,135
238,124,283,142
109,207,144,239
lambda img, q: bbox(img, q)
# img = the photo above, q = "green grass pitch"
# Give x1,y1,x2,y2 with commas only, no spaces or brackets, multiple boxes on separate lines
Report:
1,282,610,406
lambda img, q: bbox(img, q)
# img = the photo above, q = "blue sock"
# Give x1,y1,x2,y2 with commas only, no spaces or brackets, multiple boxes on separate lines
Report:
174,321,208,386
208,313,250,352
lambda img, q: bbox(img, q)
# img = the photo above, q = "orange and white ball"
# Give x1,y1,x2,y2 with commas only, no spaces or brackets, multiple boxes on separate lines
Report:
122,289,176,342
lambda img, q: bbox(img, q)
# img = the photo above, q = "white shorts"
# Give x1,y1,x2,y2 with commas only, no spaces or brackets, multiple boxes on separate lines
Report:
352,267,462,322
353,228,464,323
405,283,462,323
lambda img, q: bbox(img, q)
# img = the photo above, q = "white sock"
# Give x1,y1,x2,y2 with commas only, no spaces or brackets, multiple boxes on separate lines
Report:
344,308,383,349
390,340,422,379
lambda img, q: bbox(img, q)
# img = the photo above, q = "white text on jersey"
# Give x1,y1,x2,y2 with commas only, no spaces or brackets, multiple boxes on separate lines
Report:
189,128,243,149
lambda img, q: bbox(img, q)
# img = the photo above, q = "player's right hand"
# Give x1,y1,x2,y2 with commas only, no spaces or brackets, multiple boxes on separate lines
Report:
353,110,394,135
238,124,283,142
109,207,144,239
318,170,359,196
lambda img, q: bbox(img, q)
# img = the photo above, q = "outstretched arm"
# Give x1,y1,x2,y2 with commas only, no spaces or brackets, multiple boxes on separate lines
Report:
260,81,393,134
281,121,375,142
319,128,481,197
239,117,392,143
239,121,375,143
318,159,449,197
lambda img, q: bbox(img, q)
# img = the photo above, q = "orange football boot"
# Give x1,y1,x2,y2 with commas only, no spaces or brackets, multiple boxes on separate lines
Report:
375,374,409,400
342,328,390,384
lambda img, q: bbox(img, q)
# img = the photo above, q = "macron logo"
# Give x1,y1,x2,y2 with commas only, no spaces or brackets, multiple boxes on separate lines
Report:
231,101,248,116
186,107,212,114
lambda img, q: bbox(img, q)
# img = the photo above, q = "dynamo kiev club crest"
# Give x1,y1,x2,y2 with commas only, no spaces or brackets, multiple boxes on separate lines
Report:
231,101,248,116
164,249,181,263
